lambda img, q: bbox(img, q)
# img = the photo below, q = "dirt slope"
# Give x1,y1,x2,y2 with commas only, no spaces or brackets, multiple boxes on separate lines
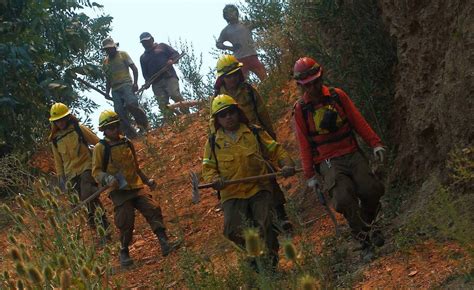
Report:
380,0,474,183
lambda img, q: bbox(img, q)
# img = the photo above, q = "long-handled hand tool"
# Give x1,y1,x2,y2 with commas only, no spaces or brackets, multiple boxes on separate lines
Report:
167,100,203,110
73,76,112,101
311,175,340,236
67,173,127,215
190,169,302,204
68,185,111,215
136,52,186,96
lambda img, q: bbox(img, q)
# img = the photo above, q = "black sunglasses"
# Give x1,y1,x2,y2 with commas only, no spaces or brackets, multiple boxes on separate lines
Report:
216,106,238,118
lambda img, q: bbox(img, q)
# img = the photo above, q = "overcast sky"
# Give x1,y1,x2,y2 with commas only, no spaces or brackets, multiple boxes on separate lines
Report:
85,0,237,133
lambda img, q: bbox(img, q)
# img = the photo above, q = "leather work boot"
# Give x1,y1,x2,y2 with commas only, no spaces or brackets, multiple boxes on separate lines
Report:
155,229,181,257
371,230,385,247
275,204,293,234
360,242,375,263
119,248,133,267
353,231,375,262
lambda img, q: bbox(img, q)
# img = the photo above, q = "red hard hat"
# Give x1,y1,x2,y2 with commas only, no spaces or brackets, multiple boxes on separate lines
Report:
293,57,323,84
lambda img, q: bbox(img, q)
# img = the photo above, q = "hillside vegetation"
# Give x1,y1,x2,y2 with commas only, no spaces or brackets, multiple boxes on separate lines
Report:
0,0,472,288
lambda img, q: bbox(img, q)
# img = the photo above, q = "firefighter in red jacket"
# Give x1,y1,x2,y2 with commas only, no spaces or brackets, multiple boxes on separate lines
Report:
292,57,386,259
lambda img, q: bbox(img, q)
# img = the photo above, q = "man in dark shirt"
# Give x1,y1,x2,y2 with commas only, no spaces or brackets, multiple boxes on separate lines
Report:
139,32,188,115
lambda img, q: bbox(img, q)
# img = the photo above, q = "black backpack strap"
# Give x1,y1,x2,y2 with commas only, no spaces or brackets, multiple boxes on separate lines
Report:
208,133,222,200
73,122,91,156
208,133,220,174
73,122,87,147
52,123,90,156
51,130,75,148
99,139,111,172
125,139,140,169
248,124,264,153
100,138,133,172
296,98,319,154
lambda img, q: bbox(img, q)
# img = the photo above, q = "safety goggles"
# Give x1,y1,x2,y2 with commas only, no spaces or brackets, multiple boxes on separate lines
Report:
294,64,321,81
103,122,120,131
218,62,241,76
224,71,240,79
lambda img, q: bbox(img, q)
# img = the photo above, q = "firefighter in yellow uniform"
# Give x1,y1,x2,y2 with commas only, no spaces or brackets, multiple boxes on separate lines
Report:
212,54,293,232
49,103,109,233
202,94,296,269
92,110,179,267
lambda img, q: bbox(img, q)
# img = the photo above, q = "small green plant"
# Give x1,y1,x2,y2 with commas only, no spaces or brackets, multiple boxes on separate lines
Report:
392,147,474,257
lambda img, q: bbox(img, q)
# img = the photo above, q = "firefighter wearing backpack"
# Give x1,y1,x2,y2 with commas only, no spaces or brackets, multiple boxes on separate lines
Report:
202,94,296,269
212,54,293,233
48,103,109,233
292,57,385,260
92,110,179,267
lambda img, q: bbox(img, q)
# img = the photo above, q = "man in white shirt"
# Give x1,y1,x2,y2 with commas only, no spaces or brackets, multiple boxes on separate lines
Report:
216,5,267,81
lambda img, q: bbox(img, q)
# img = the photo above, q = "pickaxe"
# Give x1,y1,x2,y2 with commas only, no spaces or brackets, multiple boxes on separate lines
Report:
190,169,302,204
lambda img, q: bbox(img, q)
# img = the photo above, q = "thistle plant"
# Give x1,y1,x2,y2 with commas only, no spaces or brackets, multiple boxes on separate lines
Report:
1,179,113,289
298,274,319,290
243,228,263,257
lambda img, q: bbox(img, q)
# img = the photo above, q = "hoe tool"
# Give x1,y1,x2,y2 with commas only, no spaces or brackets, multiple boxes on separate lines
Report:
68,173,127,215
136,52,186,96
190,169,302,204
311,174,340,236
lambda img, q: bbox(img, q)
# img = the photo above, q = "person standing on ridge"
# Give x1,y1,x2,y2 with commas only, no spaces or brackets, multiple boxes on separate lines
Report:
139,32,189,116
48,103,109,238
102,37,149,139
212,54,293,233
292,57,386,260
92,110,180,267
202,94,296,270
216,4,267,81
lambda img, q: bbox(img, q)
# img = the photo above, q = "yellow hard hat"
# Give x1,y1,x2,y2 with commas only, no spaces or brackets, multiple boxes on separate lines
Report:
98,110,120,131
211,94,238,116
216,54,243,77
49,103,71,122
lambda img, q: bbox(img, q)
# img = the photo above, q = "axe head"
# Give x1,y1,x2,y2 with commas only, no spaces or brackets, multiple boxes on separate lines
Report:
190,171,200,204
115,173,128,190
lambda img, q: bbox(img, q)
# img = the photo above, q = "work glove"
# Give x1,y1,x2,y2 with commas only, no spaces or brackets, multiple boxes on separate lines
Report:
104,175,118,189
306,175,320,189
280,166,296,178
211,177,226,191
146,179,157,190
373,146,386,163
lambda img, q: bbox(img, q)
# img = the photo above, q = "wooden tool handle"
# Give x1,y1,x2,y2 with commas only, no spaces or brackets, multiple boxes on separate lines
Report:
198,168,302,189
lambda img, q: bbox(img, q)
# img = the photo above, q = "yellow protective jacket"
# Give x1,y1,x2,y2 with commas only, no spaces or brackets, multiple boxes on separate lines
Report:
217,83,276,138
51,124,99,181
202,123,293,203
92,136,144,190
